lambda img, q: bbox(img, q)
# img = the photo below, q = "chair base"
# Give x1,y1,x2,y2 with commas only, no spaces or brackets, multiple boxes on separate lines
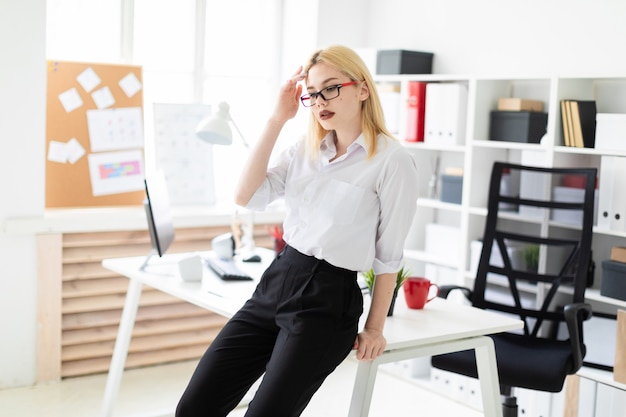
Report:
502,395,518,417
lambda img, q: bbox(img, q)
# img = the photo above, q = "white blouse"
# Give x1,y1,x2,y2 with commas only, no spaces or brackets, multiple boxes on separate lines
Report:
246,133,419,274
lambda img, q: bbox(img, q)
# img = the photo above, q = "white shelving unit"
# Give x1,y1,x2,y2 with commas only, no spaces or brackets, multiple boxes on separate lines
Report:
380,73,626,416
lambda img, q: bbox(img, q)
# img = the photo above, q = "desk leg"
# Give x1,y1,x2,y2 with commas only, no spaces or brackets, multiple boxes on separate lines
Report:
100,279,143,417
474,336,503,417
346,336,503,417
348,360,380,417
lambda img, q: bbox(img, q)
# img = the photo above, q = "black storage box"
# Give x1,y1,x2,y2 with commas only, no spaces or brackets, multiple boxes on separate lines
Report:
489,111,548,143
376,50,433,75
601,260,626,301
440,174,463,204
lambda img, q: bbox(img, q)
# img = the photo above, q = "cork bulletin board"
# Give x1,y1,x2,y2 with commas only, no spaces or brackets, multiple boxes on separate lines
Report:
45,60,145,208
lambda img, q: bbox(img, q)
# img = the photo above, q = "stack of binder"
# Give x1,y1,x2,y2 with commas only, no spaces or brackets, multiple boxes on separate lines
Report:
597,155,626,232
560,99,597,148
424,83,468,146
405,81,427,142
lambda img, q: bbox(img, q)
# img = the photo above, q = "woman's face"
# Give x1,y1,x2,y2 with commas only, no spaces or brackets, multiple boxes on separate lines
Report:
305,62,368,132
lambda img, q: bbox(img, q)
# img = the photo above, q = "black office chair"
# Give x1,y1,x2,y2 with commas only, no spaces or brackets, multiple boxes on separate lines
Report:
431,162,596,417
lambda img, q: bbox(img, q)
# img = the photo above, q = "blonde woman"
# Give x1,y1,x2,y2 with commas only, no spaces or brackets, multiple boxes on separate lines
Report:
177,45,418,417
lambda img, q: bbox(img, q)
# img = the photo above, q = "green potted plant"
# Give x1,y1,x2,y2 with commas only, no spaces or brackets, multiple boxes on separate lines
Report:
522,244,539,273
363,265,411,316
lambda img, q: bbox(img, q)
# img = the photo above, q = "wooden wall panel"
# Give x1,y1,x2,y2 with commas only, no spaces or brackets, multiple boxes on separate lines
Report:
37,233,63,382
53,224,276,379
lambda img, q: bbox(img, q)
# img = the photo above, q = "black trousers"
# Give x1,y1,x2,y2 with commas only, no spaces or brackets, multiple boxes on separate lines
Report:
176,245,363,417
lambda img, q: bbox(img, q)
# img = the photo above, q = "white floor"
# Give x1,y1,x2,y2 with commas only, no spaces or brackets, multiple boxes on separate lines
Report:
0,358,484,417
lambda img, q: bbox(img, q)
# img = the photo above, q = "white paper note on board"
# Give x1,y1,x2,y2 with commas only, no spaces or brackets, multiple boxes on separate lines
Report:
87,107,144,152
119,72,142,98
58,87,83,113
87,150,144,196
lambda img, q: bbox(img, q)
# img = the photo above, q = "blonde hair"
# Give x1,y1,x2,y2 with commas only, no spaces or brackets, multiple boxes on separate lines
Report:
303,45,394,159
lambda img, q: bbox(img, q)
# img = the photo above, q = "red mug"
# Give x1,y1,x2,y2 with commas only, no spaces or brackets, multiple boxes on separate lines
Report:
403,277,439,309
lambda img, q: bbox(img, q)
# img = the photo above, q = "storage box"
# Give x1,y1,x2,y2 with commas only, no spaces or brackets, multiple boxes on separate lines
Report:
551,187,584,225
595,113,626,152
489,111,548,143
497,98,544,112
377,82,401,134
376,49,433,75
469,240,525,276
551,186,598,226
425,223,460,260
611,246,626,263
440,174,463,204
601,260,626,301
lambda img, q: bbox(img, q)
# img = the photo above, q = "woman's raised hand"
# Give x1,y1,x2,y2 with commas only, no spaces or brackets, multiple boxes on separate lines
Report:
272,67,306,124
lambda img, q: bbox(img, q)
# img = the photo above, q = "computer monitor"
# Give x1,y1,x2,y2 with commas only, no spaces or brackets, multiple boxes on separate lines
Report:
140,171,175,270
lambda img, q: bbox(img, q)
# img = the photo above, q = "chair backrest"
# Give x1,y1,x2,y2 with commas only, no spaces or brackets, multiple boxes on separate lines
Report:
472,162,597,338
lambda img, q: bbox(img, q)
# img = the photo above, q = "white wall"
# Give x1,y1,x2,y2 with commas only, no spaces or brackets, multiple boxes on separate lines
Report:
0,0,47,388
359,0,626,76
1,0,626,389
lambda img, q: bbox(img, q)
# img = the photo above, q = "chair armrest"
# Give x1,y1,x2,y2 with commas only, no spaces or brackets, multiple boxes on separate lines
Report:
564,302,593,372
438,285,473,302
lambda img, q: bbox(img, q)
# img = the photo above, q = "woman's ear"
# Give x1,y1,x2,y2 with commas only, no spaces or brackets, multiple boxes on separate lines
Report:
359,82,370,101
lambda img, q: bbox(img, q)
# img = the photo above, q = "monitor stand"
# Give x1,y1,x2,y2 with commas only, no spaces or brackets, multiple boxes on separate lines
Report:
139,248,158,271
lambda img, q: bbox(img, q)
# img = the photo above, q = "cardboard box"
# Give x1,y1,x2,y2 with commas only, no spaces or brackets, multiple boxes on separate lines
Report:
376,49,433,75
601,260,626,301
611,246,626,263
595,113,626,152
489,111,548,143
497,98,544,112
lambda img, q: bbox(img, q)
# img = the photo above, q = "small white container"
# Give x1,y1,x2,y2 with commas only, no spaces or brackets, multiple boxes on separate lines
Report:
595,113,626,152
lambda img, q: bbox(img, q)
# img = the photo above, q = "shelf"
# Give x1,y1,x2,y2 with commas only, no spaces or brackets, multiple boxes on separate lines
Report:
466,208,546,225
404,249,459,269
463,273,539,295
553,145,626,157
374,74,470,83
472,140,549,151
403,141,466,153
387,73,626,322
416,198,463,212
585,289,626,309
459,276,626,310
387,73,626,412
578,367,626,392
593,226,626,239
467,206,488,216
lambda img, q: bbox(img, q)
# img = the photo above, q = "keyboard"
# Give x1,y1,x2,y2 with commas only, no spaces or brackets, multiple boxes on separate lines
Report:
204,257,252,281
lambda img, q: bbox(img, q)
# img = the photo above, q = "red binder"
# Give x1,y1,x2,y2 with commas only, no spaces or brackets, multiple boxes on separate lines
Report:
405,81,427,142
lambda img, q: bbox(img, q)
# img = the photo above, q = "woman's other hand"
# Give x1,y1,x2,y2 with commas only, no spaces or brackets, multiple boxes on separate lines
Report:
353,328,387,361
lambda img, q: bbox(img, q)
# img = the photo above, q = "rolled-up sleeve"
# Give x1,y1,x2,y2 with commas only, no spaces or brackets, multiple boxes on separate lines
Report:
372,148,419,275
244,144,295,212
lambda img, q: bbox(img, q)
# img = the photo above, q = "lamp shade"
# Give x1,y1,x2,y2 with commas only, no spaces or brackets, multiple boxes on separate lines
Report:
196,101,233,145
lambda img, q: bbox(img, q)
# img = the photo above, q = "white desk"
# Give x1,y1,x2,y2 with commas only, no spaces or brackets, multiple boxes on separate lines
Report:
101,250,522,417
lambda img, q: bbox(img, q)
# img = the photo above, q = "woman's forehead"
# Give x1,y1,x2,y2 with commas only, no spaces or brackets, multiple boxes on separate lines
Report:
306,63,344,87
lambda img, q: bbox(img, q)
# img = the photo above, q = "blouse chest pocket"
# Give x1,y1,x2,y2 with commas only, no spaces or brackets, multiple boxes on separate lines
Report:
318,179,367,225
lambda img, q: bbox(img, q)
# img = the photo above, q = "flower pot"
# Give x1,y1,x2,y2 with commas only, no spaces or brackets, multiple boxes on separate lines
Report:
387,288,399,316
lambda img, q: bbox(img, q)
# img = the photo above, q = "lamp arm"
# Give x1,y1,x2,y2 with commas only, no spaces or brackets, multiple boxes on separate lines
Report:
228,115,249,148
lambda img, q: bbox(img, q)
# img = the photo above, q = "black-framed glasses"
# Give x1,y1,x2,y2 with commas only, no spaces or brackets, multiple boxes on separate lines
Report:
300,81,358,107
